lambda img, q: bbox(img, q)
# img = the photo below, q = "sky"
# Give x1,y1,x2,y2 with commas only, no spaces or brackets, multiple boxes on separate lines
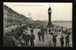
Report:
4,2,72,21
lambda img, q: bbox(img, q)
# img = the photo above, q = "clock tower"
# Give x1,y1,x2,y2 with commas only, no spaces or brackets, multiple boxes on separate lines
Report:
47,5,52,27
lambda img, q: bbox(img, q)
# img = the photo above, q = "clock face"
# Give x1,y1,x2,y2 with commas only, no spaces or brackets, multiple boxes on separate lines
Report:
48,10,51,13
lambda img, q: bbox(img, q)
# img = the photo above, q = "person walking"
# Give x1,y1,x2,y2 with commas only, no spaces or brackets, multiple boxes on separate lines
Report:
65,34,70,47
60,35,64,47
52,34,57,47
38,31,41,41
65,29,70,47
22,29,30,47
30,29,35,47
41,31,45,41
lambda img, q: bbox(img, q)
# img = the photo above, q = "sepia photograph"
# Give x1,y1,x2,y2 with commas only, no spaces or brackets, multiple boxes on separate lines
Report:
3,2,72,47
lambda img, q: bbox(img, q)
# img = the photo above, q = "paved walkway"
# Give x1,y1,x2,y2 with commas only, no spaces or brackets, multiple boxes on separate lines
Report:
33,28,72,47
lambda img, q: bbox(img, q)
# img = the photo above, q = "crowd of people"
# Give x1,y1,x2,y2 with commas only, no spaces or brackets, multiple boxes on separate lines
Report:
37,25,72,47
4,24,35,47
3,24,72,47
